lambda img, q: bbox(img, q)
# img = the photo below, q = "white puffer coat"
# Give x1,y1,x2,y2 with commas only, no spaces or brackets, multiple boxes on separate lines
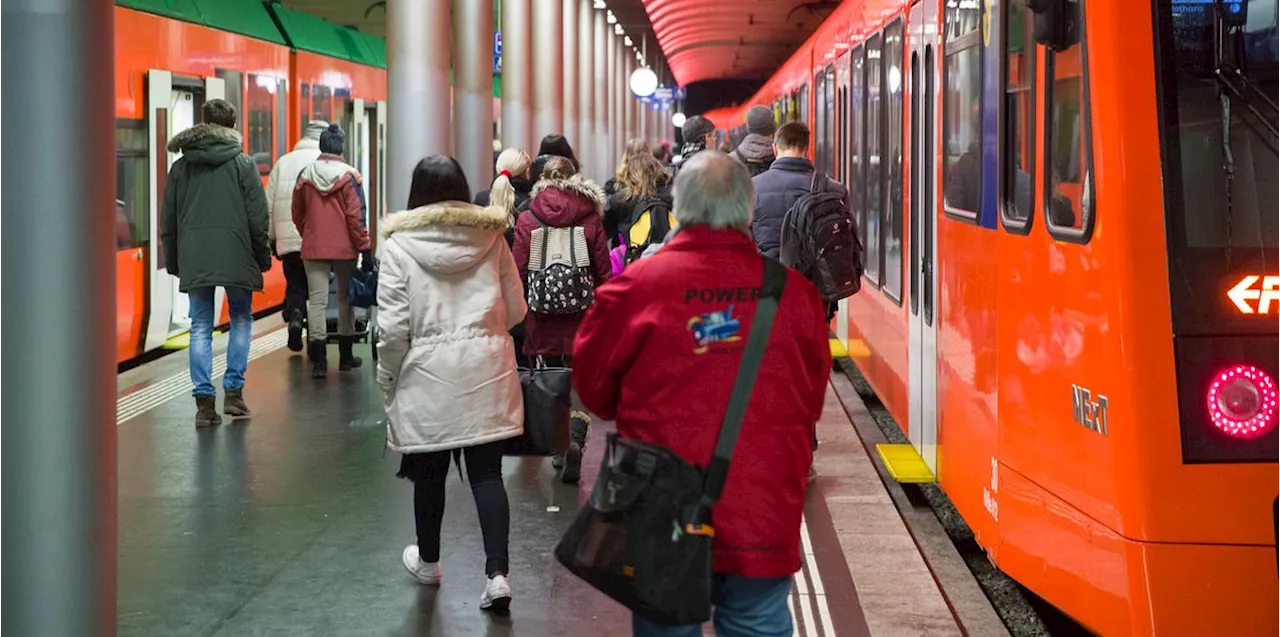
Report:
265,137,322,255
376,201,528,454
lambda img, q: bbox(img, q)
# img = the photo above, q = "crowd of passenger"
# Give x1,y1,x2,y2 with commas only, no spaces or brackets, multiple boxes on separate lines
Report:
162,96,855,635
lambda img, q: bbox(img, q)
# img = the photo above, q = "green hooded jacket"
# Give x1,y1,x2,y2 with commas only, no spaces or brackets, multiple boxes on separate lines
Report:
160,123,271,292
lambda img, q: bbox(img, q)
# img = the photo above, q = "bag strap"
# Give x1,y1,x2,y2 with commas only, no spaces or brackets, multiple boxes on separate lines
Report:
701,257,788,502
809,170,826,195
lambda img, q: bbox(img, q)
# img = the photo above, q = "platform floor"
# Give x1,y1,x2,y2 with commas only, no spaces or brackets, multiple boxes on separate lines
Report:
116,325,986,636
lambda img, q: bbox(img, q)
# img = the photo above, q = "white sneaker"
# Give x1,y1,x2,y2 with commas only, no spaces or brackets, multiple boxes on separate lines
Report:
479,574,512,612
401,545,441,585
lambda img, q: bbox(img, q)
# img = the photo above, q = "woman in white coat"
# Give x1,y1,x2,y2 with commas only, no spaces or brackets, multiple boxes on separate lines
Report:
376,155,526,611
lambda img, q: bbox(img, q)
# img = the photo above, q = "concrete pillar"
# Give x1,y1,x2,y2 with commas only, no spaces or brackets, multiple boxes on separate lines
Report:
617,37,630,150
604,28,617,179
533,0,563,143
501,0,533,154
562,0,579,152
3,0,115,633
592,10,608,182
455,0,494,191
623,54,634,146
577,0,593,176
387,0,450,210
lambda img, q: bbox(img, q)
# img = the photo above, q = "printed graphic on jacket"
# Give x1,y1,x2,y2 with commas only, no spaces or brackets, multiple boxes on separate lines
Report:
686,305,742,354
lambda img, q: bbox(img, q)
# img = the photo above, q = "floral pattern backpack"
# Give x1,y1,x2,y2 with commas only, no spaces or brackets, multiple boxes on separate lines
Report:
526,209,595,314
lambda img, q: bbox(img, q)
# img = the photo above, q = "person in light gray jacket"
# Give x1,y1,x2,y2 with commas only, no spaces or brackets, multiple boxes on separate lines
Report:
265,120,328,352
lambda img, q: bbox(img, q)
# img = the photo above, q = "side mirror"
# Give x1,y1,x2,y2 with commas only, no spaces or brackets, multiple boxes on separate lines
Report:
1026,0,1081,52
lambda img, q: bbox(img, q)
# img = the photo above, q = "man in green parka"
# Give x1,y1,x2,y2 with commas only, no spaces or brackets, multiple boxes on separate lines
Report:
161,99,271,427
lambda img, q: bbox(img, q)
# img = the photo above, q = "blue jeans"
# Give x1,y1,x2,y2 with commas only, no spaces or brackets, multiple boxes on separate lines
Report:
189,287,253,397
632,574,793,637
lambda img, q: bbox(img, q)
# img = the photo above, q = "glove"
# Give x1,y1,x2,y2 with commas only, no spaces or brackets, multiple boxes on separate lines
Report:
360,249,375,273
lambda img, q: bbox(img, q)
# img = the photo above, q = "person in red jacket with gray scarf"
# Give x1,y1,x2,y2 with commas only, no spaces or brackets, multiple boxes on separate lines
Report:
572,150,831,637
292,124,373,377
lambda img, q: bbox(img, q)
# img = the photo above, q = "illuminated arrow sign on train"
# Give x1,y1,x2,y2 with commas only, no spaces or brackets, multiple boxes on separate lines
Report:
1227,275,1280,314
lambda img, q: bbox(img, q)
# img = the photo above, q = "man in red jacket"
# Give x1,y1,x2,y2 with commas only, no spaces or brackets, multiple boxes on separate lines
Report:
573,150,831,636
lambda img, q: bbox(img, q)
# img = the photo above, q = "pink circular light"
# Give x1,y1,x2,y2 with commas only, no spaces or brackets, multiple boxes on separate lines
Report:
1207,365,1278,440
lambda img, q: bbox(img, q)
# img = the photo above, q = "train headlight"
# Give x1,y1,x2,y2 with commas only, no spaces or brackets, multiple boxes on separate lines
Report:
1207,365,1278,440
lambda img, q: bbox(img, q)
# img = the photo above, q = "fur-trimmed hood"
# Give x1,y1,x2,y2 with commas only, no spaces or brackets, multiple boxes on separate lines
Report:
381,201,509,274
528,174,606,226
167,123,243,166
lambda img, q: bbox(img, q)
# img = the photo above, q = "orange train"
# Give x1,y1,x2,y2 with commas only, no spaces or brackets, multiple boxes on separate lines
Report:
706,0,1277,634
113,0,390,363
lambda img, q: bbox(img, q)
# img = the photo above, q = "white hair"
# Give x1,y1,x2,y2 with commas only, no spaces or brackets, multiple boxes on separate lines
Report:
672,150,754,230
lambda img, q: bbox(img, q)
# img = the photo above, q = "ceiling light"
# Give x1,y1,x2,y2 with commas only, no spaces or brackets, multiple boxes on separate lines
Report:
593,0,605,9
630,66,658,97
672,112,686,128
607,10,616,24
624,36,632,47
614,23,623,35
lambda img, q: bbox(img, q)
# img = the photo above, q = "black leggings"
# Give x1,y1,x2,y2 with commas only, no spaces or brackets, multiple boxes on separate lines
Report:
408,440,510,576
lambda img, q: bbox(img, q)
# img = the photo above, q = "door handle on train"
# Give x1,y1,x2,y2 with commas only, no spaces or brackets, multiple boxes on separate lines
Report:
133,249,143,261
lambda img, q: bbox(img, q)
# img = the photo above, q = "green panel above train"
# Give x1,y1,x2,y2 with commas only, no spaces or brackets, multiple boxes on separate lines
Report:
116,0,287,45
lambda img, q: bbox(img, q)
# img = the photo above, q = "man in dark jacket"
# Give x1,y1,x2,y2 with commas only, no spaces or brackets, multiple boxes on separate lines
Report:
573,151,830,634
731,105,777,177
750,121,849,260
161,99,271,427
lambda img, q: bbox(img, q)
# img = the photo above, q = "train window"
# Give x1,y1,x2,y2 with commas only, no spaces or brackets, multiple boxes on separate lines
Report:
797,85,810,125
1042,0,1095,242
246,74,275,175
815,70,828,174
851,45,867,272
883,19,905,304
115,120,149,251
1001,0,1036,232
312,85,333,124
942,0,983,221
215,69,243,139
825,65,836,176
865,33,883,285
299,83,311,134
335,87,352,130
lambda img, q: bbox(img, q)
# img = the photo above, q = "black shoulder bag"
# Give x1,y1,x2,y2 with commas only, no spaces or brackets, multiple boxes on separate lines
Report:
554,258,788,626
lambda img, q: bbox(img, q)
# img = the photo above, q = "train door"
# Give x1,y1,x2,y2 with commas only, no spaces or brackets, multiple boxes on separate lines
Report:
835,52,852,347
143,71,222,351
345,99,386,245
907,0,940,472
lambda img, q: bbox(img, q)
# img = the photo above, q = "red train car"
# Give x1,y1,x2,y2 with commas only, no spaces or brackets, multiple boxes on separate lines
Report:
113,0,392,363
708,0,1278,634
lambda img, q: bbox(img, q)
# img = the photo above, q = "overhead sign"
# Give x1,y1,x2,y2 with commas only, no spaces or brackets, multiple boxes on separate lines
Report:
1227,274,1279,314
653,86,673,101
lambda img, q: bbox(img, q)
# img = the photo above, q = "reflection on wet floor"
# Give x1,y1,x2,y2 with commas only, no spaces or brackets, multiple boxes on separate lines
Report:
118,348,629,636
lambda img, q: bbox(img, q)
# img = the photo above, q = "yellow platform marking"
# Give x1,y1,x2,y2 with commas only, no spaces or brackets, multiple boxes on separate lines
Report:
164,333,190,350
829,338,848,358
875,444,937,483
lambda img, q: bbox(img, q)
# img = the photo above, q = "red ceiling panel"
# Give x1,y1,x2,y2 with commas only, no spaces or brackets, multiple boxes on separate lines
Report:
642,0,832,85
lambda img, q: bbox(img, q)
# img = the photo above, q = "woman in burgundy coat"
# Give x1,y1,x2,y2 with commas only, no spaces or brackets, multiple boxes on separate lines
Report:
511,156,611,483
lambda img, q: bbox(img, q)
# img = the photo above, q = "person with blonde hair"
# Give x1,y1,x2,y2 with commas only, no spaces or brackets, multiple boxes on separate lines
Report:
474,148,534,243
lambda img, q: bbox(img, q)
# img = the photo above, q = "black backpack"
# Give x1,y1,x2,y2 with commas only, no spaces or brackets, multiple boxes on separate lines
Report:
732,150,772,177
778,172,863,302
624,197,676,264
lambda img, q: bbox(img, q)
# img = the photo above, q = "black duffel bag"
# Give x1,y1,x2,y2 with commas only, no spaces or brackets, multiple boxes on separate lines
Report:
554,258,786,626
505,357,571,457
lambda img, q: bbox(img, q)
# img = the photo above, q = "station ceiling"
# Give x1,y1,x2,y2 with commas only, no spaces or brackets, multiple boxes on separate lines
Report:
281,0,831,86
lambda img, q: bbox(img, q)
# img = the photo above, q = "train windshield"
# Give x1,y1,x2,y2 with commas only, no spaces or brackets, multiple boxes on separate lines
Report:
1157,0,1279,333
1159,0,1277,249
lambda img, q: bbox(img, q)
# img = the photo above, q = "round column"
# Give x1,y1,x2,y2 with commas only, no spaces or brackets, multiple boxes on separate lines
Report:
623,54,634,145
387,0,451,210
604,27,617,179
501,0,533,154
617,36,629,149
455,0,494,191
3,0,116,633
592,10,608,182
533,0,563,142
562,0,579,152
577,0,594,176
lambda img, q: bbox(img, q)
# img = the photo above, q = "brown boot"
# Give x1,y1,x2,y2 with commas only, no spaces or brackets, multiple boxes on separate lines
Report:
195,395,222,428
223,389,251,418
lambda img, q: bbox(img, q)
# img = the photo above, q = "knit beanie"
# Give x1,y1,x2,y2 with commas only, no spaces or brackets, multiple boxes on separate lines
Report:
319,123,345,155
746,105,776,136
303,120,329,141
